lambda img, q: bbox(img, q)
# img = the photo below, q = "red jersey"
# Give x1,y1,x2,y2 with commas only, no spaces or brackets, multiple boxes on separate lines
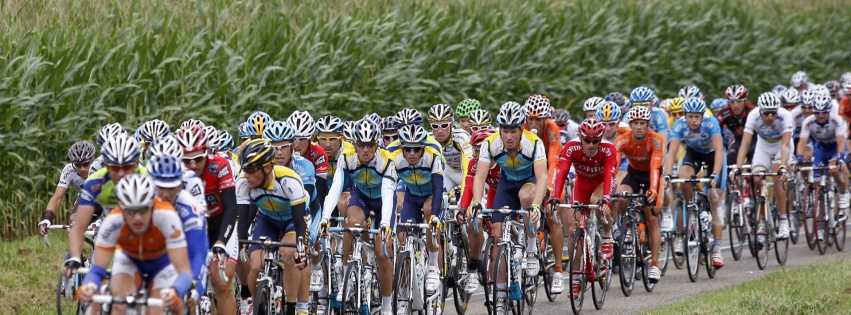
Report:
459,158,501,210
200,155,236,217
303,143,329,177
552,139,618,201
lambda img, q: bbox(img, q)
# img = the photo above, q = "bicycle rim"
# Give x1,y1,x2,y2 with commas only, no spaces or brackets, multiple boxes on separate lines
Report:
700,199,717,279
393,252,412,315
787,182,801,244
835,217,847,251
641,243,655,291
540,233,556,302
685,208,699,282
672,198,686,269
341,262,362,315
57,251,73,315
492,244,511,315
592,233,609,310
659,233,670,276
816,187,828,255
481,238,493,314
774,214,789,265
252,280,273,315
753,198,768,270
728,193,745,261
451,235,470,315
618,220,636,297
803,184,817,250
569,230,586,315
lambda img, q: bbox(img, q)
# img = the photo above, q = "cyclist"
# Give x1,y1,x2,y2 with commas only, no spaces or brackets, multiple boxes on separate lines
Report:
319,119,397,315
90,123,128,176
791,71,811,94
733,92,794,241
39,140,96,234
524,94,563,195
428,103,473,194
387,108,443,153
663,97,727,269
597,101,631,179
583,97,606,120
667,97,686,128
553,109,578,145
315,115,355,217
379,116,401,149
65,135,145,275
627,87,670,144
840,82,851,123
392,124,445,296
235,139,311,315
613,106,665,282
76,175,193,315
605,92,629,114
678,85,704,100
549,118,618,296
468,102,544,303
468,108,494,134
138,119,170,158
175,125,238,315
457,98,481,134
287,111,330,207
144,136,207,208
458,128,499,294
717,84,757,166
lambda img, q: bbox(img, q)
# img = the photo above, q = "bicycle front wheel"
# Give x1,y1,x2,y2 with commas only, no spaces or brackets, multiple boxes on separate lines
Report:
728,191,745,261
539,231,556,303
393,252,413,315
617,218,637,296
492,244,512,315
340,261,362,315
252,279,275,315
685,207,700,283
449,232,471,315
754,198,769,270
591,232,610,310
815,186,828,255
568,230,586,315
803,183,817,250
787,180,801,244
774,211,789,265
834,213,847,251
659,232,670,276
672,197,687,269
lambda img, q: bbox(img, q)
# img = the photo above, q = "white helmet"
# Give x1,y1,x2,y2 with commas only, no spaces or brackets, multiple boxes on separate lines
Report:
496,102,525,127
101,135,141,165
790,71,808,88
286,110,316,137
97,123,127,147
627,106,651,121
139,119,170,143
583,97,606,112
146,135,184,160
115,174,156,209
779,88,800,104
353,119,380,143
757,92,781,111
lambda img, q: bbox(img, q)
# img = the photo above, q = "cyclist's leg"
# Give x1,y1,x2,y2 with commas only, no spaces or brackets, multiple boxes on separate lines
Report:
707,151,727,242
395,182,406,219
278,225,304,309
246,213,279,298
110,251,140,314
490,178,523,290
678,148,698,201
370,197,396,311
208,216,237,314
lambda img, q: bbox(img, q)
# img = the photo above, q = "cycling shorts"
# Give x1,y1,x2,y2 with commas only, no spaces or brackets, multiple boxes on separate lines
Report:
248,212,295,253
570,177,600,205
398,192,431,233
71,195,104,219
444,166,463,192
619,155,629,171
208,215,238,263
349,185,396,229
726,140,756,166
681,147,728,191
751,139,794,171
619,166,662,208
811,142,839,169
112,251,176,291
491,174,535,223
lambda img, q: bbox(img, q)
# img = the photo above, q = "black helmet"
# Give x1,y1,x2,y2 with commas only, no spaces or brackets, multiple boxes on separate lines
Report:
239,138,274,171
604,92,626,108
68,140,96,163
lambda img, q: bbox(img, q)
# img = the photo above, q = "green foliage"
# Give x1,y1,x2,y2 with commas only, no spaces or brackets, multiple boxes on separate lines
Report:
1,0,850,237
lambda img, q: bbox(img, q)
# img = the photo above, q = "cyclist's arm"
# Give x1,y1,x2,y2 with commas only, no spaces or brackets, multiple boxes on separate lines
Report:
712,135,724,177
235,177,253,242
663,138,681,177
459,143,474,196
779,132,792,167
737,132,753,169
380,162,398,227
602,144,618,198
179,202,209,280
837,119,848,153
796,125,810,156
44,185,69,222
649,134,664,195
471,140,494,205
431,157,445,217
321,155,347,221
70,176,100,258
216,187,237,245
161,214,193,298
552,146,572,201
545,124,563,193
459,159,477,211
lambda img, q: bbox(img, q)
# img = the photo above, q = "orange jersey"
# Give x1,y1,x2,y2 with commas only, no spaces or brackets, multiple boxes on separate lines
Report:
614,130,664,194
525,119,562,191
95,198,187,261
840,96,851,124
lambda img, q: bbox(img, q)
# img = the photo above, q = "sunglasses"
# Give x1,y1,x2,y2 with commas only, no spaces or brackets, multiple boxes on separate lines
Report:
107,164,135,172
181,155,206,164
317,136,342,142
729,99,746,103
294,137,312,143
581,138,602,145
73,161,92,168
556,122,568,128
402,145,424,153
470,125,490,133
801,105,814,109
760,111,778,117
632,102,652,107
382,134,399,142
242,164,265,174
272,143,292,151
815,111,830,115
603,121,619,126
430,122,452,130
123,205,151,216
356,142,377,149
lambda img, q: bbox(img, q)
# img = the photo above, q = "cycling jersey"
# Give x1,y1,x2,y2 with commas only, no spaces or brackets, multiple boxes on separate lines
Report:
301,143,329,178
670,116,723,154
88,156,105,177
744,108,794,142
789,106,808,139
564,121,579,144
800,114,848,145
715,104,757,146
327,141,355,189
198,155,236,218
289,155,317,203
559,130,570,146
438,131,474,193
95,198,186,262
525,119,564,191
236,165,307,222
321,146,397,227
174,190,209,297
614,130,664,196
551,139,618,202
394,146,445,229
649,107,670,134
459,158,500,211
216,151,239,176
181,170,206,211
840,96,851,123
79,166,148,212
58,164,86,191
478,130,546,182
666,110,714,129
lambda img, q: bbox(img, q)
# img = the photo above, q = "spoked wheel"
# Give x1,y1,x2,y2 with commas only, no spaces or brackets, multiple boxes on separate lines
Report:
520,271,537,315
341,261,362,315
449,235,471,315
753,197,770,270
482,237,493,315
56,251,84,315
787,181,801,245
310,256,332,315
774,212,789,265
591,233,609,310
393,252,413,315
568,230,586,315
685,207,700,283
492,244,511,315
672,198,687,270
252,279,274,315
815,187,829,255
659,232,670,276
700,199,717,279
641,243,656,292
803,184,817,250
617,218,637,297
834,212,847,251
728,192,746,261
539,232,557,303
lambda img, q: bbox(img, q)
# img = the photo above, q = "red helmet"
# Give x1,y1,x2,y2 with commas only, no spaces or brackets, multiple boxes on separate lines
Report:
578,118,605,140
174,125,208,153
470,128,497,147
724,84,748,101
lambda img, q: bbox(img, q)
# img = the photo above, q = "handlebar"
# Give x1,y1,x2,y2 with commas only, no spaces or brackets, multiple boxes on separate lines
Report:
238,239,299,248
669,178,712,184
89,295,164,307
328,227,381,235
728,164,752,170
558,203,608,225
798,165,838,171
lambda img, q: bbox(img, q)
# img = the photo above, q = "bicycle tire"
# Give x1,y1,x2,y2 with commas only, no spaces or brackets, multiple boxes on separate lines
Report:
659,232,670,276
834,214,847,251
252,279,274,315
481,237,494,315
700,196,717,279
568,230,586,315
492,244,512,315
728,190,745,261
448,230,471,315
57,251,83,315
825,190,836,249
815,186,828,255
340,261,362,315
787,180,801,245
521,265,537,315
774,211,789,265
591,232,609,310
685,206,699,283
672,197,687,269
617,217,636,297
539,231,556,303
803,183,817,250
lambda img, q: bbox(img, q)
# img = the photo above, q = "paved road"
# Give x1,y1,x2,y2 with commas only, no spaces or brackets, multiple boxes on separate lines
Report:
442,227,850,315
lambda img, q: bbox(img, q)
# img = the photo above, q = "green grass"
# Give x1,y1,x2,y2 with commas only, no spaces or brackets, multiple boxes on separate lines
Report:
1,0,850,237
645,258,851,315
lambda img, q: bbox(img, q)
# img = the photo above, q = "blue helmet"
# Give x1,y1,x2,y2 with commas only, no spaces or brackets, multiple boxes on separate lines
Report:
246,111,273,136
395,108,424,128
595,101,622,122
709,98,728,111
263,121,296,142
316,115,344,133
629,86,656,104
146,154,184,188
214,130,235,151
237,122,251,138
682,97,707,114
771,85,788,95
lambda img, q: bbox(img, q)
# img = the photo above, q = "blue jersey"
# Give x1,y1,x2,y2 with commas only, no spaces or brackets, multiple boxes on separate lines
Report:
670,116,723,154
175,191,209,297
290,156,317,202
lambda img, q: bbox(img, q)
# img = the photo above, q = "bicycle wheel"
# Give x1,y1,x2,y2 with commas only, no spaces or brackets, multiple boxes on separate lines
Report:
340,261,362,315
641,242,655,292
815,187,828,255
659,232,670,276
825,191,836,249
728,191,745,261
685,207,699,283
309,254,330,315
617,218,637,297
803,183,817,250
449,232,470,315
753,196,769,270
672,198,686,269
774,211,789,265
481,237,493,314
568,230,586,315
787,181,801,245
56,251,82,315
700,198,717,279
252,279,274,315
492,244,512,315
834,213,847,251
591,232,609,310
539,231,556,303
393,252,413,315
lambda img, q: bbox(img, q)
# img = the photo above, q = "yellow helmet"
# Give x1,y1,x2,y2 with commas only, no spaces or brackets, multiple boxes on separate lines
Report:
668,97,685,113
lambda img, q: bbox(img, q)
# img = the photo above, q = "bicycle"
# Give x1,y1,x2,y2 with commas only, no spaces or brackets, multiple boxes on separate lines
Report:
799,164,847,254
669,174,717,283
43,224,96,315
726,164,753,261
309,216,344,315
238,237,302,315
558,202,610,314
739,169,789,269
613,185,659,294
537,205,562,302
443,204,472,315
329,224,383,315
196,251,242,315
393,219,443,315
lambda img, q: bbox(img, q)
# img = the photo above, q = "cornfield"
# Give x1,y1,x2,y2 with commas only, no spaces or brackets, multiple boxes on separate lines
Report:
1,0,849,238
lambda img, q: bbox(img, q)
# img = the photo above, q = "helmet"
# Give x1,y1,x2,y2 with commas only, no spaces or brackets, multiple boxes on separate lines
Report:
354,119,381,143
682,97,707,114
658,98,672,111
202,126,218,144
428,103,455,122
286,110,315,137
790,71,808,88
456,99,481,117
213,130,235,151
757,92,781,111
801,90,816,106
678,85,703,100
134,127,143,144
577,118,605,140
595,101,622,122
709,98,728,111
468,109,492,126
174,126,208,153
395,108,423,127
398,124,428,143
825,81,840,95
496,102,525,127
582,96,606,112
668,97,685,113
724,84,748,101
97,123,127,147
139,119,170,143
239,138,274,170
245,111,272,137
841,72,851,85
629,86,656,103
604,92,626,108
115,174,156,209
146,135,184,159
68,140,96,163
780,89,800,104
180,119,206,129
364,112,382,125
316,115,344,133
146,154,184,188
237,122,252,138
470,128,496,147
342,121,358,141
263,121,296,142
553,109,570,123
524,94,552,118
380,117,400,133
772,85,788,95
627,106,651,121
812,95,832,112
101,135,141,166
811,84,830,98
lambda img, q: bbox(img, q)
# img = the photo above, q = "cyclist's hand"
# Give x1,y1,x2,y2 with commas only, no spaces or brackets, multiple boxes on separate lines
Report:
547,198,560,213
87,220,101,232
239,245,250,263
212,244,228,261
456,209,468,224
161,288,179,308
470,203,483,217
663,175,672,187
598,198,612,217
528,204,541,224
646,189,658,204
319,218,330,236
709,173,720,188
38,219,51,235
64,257,82,278
76,283,96,302
380,225,393,243
429,215,442,231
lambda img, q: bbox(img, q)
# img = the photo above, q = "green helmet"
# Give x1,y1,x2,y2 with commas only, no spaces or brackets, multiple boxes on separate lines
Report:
456,99,481,117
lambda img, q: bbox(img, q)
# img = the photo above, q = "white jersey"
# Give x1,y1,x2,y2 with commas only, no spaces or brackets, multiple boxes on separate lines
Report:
744,107,794,142
799,114,848,145
58,163,86,191
789,106,808,138
88,156,105,177
182,170,207,213
565,121,579,142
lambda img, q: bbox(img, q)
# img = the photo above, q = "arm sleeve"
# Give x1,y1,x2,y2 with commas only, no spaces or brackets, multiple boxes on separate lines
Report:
186,228,209,279
321,156,347,221
459,160,477,210
431,156,445,218
315,176,329,211
649,134,664,195
552,145,572,200
546,126,563,192
237,204,251,243
216,187,237,244
380,175,396,227
602,144,618,198
291,202,308,241
459,143,474,195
